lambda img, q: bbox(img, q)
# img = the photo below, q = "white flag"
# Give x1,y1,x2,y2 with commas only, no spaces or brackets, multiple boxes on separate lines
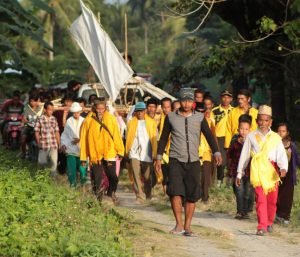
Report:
70,0,133,101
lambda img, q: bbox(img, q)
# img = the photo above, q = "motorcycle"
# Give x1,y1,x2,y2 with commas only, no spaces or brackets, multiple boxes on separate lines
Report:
26,122,39,161
6,113,23,150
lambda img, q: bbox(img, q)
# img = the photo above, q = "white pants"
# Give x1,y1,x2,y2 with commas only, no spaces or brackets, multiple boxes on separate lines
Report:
38,148,58,174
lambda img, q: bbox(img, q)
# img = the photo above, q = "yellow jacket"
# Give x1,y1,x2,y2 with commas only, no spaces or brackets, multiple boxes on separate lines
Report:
225,107,258,148
199,115,216,162
212,105,233,137
126,115,158,159
159,113,171,163
80,111,124,164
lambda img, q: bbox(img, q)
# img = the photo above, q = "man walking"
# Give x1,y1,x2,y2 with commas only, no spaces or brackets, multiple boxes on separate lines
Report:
156,92,222,236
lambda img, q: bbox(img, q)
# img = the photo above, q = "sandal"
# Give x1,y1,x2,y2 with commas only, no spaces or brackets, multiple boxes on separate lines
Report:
169,228,185,235
183,231,197,237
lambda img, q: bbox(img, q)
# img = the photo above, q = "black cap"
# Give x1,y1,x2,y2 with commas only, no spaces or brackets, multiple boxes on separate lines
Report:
220,90,233,97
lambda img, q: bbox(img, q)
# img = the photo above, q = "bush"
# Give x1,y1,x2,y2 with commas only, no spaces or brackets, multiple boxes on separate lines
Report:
0,150,133,257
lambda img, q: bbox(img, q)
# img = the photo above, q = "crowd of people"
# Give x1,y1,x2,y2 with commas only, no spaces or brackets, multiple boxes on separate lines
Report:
0,81,299,237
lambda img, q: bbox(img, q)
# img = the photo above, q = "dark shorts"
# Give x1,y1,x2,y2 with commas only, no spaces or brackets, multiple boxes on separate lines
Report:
167,158,201,203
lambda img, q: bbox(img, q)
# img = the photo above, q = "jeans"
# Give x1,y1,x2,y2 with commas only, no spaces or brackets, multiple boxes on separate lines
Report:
232,176,254,214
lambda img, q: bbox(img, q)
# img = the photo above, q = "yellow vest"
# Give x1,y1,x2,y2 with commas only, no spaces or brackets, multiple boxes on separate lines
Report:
212,105,233,137
225,106,258,148
250,131,281,194
126,116,158,159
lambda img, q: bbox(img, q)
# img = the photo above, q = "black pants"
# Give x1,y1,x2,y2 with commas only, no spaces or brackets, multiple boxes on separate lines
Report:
103,160,118,197
217,137,226,181
162,164,169,186
91,164,103,200
57,152,67,174
201,161,212,201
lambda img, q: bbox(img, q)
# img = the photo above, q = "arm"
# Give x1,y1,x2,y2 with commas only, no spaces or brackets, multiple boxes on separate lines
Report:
157,115,171,160
224,112,233,148
201,118,219,154
276,141,288,177
34,119,41,146
112,117,125,157
236,135,252,179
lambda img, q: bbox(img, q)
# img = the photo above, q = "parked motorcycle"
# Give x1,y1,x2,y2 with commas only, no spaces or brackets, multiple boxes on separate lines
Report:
6,113,22,150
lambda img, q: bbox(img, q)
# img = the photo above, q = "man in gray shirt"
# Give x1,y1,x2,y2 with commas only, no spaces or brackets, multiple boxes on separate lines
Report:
156,91,222,236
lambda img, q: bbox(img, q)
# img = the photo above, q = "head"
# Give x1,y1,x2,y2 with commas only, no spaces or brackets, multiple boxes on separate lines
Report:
76,97,87,108
257,105,272,132
194,89,205,103
70,102,82,119
93,99,106,117
220,90,233,107
29,94,40,108
12,90,21,105
146,98,158,118
62,94,73,107
238,114,252,138
172,100,180,111
88,94,97,105
123,54,133,66
237,89,251,108
161,97,172,115
179,91,194,112
44,101,54,117
204,96,214,111
134,102,146,120
67,80,81,92
277,123,289,140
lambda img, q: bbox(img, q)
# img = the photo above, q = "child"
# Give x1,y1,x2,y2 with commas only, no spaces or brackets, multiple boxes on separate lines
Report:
276,123,300,224
227,114,254,219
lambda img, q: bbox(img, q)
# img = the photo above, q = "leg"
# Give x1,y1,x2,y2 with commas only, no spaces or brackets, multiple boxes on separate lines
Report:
38,149,48,169
141,161,152,199
130,159,144,200
233,178,245,215
161,164,169,194
267,186,279,227
49,148,58,176
184,202,196,232
104,161,118,197
202,161,211,201
170,196,184,232
217,137,226,183
92,163,103,200
76,157,87,185
255,186,268,231
66,155,77,186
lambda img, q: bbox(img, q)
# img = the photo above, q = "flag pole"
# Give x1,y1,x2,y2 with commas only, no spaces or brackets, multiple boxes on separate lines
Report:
125,12,128,63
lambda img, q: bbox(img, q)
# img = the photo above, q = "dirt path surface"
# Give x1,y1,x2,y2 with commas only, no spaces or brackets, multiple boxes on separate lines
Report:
115,186,300,257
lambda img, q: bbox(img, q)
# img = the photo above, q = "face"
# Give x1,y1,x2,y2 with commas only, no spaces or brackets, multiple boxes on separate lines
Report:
161,101,172,115
147,104,157,117
79,102,85,108
204,99,214,111
238,122,251,138
95,104,106,116
194,93,204,103
172,102,180,111
30,99,40,108
277,125,288,139
45,105,54,117
12,96,20,105
73,111,81,119
180,99,194,112
257,114,272,131
135,110,146,120
64,99,73,108
237,94,250,108
221,95,232,106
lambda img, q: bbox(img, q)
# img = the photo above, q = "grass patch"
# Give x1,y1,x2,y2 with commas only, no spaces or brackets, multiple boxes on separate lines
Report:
0,149,133,257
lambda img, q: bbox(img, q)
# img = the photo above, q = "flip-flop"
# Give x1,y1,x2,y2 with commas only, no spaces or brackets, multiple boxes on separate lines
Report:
169,228,185,235
183,231,197,237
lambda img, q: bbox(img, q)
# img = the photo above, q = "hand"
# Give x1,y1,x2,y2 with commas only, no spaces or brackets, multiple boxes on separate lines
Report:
235,177,241,187
60,145,67,153
280,169,287,178
155,160,162,173
116,155,123,161
72,138,80,145
214,154,222,166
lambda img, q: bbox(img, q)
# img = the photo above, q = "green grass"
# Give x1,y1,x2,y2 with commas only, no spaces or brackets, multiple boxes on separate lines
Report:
0,149,133,257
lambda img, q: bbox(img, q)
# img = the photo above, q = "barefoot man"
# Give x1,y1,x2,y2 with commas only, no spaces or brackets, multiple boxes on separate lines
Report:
156,91,222,236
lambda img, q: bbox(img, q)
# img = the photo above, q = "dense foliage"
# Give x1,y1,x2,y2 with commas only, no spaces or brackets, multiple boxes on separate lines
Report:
0,150,132,257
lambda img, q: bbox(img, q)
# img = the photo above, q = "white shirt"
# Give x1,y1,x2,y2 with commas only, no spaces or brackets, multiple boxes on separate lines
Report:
237,129,288,179
129,120,152,162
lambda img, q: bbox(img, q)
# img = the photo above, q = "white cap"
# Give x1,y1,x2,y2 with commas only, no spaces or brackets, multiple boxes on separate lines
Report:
70,102,82,113
258,105,272,116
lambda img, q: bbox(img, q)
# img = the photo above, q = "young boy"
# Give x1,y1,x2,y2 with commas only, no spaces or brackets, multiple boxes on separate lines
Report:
237,105,288,236
227,114,254,219
34,101,60,176
276,123,300,224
